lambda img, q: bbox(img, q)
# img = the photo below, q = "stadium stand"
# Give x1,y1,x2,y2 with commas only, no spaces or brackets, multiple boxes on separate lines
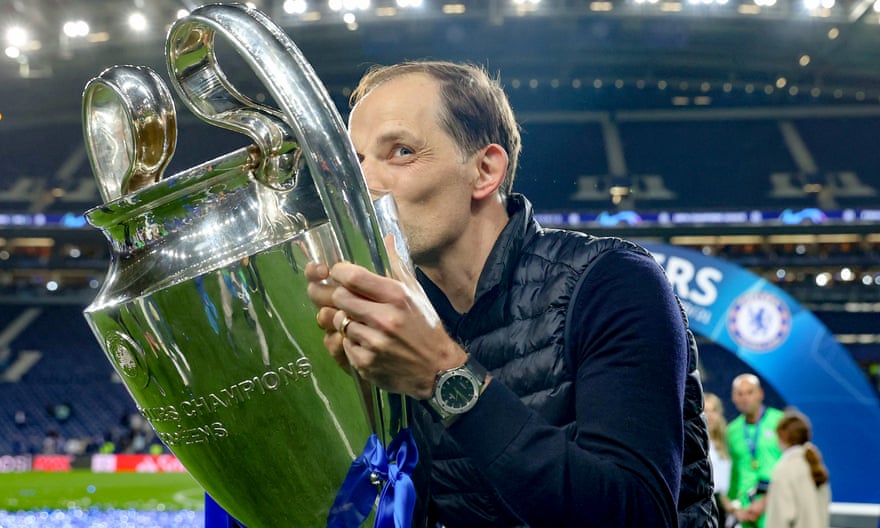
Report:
0,305,139,455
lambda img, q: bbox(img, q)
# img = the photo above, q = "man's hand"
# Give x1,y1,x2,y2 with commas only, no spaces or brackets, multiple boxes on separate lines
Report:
744,495,766,521
305,261,348,369
732,496,764,523
305,236,467,398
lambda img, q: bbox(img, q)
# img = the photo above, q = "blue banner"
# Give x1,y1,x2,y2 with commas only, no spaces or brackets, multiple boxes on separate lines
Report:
641,242,880,504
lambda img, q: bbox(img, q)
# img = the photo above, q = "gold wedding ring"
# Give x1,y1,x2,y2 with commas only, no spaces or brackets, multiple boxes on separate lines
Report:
339,315,353,339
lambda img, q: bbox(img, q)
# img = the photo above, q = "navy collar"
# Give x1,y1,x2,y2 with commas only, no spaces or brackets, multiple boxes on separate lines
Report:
417,193,538,324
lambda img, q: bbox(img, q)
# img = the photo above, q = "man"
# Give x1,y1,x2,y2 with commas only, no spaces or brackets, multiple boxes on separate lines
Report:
726,374,784,528
306,61,715,527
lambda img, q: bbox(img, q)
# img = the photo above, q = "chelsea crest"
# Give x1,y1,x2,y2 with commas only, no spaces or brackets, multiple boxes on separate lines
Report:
727,291,792,352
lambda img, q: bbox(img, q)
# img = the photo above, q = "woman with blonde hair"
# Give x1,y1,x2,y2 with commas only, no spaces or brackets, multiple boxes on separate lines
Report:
765,409,831,528
705,392,733,526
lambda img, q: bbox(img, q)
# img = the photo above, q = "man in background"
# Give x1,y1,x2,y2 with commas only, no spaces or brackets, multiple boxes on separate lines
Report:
726,373,784,528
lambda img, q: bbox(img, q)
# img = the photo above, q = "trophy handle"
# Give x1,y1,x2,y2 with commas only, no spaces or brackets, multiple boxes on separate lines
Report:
165,4,388,278
82,66,177,203
165,4,406,441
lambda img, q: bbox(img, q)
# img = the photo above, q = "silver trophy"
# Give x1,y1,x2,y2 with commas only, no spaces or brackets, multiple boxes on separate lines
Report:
81,4,410,526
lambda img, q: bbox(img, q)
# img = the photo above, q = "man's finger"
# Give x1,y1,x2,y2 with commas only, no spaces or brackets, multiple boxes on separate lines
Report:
328,262,405,305
305,261,329,281
323,332,349,369
316,306,338,332
306,265,339,308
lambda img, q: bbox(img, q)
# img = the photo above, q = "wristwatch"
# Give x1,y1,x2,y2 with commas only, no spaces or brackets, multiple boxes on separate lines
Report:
426,357,489,426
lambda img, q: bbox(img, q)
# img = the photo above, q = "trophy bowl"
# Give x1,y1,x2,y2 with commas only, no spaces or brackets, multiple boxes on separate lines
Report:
82,4,406,526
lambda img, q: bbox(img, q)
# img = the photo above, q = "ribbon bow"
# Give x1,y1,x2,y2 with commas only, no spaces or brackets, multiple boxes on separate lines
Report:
328,429,419,528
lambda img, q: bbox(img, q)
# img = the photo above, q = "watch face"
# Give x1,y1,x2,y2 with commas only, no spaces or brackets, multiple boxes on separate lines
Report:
437,373,479,414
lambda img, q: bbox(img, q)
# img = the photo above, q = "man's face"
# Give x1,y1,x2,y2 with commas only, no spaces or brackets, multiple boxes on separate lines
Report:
348,73,479,265
731,380,764,416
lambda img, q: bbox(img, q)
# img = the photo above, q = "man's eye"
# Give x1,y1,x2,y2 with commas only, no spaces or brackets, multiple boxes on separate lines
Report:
392,146,413,157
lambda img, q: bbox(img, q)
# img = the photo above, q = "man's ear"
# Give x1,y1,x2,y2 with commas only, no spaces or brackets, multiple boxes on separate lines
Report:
472,144,509,200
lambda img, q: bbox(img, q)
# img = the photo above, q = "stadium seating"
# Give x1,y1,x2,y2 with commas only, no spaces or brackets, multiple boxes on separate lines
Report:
0,305,138,455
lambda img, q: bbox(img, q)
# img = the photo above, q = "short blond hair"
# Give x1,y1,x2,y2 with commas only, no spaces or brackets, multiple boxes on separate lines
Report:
351,61,521,197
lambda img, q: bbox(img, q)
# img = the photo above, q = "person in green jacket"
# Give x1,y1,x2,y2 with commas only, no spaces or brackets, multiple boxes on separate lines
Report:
726,373,784,528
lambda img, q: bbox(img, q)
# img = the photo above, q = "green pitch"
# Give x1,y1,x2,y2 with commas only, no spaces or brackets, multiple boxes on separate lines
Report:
0,470,205,511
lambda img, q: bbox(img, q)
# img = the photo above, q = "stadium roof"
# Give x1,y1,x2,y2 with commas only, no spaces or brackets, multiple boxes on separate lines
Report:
0,0,878,214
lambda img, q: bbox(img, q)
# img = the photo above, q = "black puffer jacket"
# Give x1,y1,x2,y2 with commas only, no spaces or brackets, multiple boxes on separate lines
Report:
413,194,716,527
677,323,719,528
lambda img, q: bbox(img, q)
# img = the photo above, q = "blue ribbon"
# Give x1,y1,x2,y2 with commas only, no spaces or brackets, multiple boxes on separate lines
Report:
204,493,246,527
375,429,418,528
328,429,419,528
